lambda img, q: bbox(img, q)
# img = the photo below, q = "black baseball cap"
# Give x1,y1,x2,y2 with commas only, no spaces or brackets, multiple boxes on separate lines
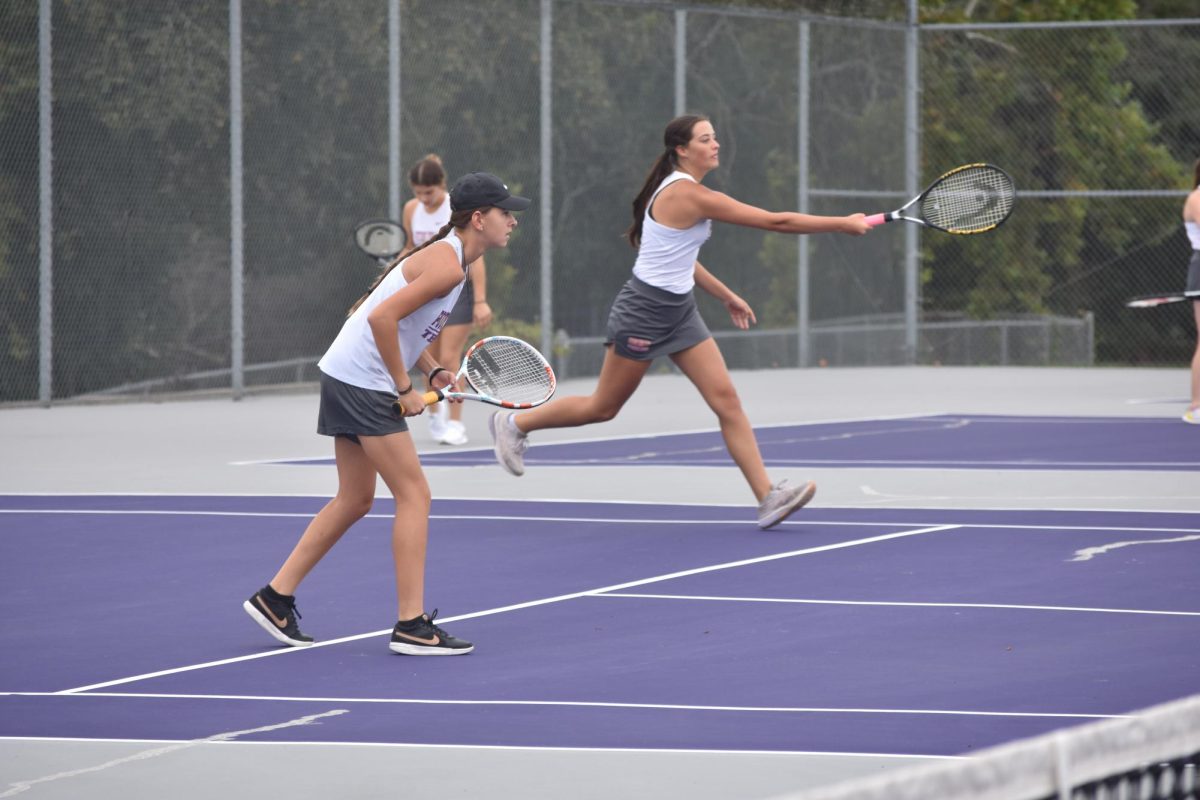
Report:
449,172,531,212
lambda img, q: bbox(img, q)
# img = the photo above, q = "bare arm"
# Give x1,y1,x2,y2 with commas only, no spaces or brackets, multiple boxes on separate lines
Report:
398,198,418,257
1185,189,1200,223
659,181,869,236
695,261,756,330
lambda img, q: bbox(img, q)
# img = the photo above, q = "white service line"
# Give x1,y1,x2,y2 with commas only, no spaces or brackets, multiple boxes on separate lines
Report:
53,524,958,694
2,508,1199,535
596,593,1200,617
2,691,1125,721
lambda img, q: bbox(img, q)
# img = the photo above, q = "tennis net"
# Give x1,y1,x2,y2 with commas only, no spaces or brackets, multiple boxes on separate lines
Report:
773,693,1200,800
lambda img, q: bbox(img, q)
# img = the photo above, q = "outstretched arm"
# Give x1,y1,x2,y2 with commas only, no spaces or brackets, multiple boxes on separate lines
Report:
672,182,870,236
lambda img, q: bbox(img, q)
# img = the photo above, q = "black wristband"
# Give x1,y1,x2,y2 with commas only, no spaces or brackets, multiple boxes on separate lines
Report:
396,383,414,396
428,367,450,383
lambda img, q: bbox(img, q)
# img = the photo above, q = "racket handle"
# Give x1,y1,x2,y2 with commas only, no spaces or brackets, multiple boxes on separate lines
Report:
422,389,444,406
864,213,889,227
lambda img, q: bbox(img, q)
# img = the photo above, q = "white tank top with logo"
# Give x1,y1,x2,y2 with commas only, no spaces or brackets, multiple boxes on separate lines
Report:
631,171,712,294
411,193,451,246
318,231,466,392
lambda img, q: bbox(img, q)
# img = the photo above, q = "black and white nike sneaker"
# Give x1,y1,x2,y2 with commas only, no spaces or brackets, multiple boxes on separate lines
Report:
389,609,473,656
243,585,313,647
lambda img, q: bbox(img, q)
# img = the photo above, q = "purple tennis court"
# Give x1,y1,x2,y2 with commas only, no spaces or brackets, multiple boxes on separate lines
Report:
3,494,1197,757
273,414,1200,471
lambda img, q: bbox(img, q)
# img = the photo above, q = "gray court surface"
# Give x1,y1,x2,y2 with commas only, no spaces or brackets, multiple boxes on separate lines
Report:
2,366,1198,800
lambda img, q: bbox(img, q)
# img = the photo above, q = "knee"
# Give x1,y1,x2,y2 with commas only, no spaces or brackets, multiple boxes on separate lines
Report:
590,402,622,423
335,493,374,521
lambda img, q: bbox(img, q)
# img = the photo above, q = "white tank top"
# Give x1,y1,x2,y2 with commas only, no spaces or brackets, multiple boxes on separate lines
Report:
631,172,712,294
1186,220,1200,251
318,231,466,392
411,193,451,246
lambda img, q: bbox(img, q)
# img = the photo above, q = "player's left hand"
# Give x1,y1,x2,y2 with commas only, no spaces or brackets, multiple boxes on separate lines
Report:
472,301,493,328
724,294,757,330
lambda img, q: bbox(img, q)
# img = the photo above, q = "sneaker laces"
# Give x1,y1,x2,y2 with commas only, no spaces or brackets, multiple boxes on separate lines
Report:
276,595,302,620
425,608,450,638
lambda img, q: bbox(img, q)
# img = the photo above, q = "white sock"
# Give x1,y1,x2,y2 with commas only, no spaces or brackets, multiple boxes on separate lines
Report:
507,414,524,435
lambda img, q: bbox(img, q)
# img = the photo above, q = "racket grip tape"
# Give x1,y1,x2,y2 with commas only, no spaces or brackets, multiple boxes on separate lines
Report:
864,213,889,227
422,390,444,406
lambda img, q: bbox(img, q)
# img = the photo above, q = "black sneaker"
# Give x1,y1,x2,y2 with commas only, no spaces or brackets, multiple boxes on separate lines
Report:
389,609,473,656
243,586,313,647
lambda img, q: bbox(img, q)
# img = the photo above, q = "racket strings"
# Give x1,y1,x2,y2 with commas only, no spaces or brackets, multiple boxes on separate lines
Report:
922,167,1014,233
465,339,555,404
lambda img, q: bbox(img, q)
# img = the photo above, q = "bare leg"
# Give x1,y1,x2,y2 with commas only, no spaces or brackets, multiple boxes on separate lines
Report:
1191,302,1200,410
431,323,472,423
512,346,652,433
669,338,773,502
270,436,376,595
358,431,432,621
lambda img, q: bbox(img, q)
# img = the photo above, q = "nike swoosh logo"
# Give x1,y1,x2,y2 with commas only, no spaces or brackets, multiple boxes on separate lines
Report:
393,631,441,646
255,596,289,629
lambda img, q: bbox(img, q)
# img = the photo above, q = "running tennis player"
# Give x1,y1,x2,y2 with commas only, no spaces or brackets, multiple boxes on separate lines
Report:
244,172,530,654
489,114,870,528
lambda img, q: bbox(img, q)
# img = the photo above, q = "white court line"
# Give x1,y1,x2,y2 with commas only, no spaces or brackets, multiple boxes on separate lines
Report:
232,411,945,466
2,507,1199,535
516,458,1200,468
0,735,961,761
0,709,347,798
2,491,1197,516
596,593,1200,617
52,524,958,694
1,691,1125,721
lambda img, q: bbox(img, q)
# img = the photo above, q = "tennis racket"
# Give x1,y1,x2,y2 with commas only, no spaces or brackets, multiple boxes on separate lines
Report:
1125,290,1200,308
866,163,1015,234
353,218,407,264
415,335,556,410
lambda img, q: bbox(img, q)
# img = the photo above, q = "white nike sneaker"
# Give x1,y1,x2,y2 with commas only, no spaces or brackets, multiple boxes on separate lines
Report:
427,401,449,441
438,419,469,446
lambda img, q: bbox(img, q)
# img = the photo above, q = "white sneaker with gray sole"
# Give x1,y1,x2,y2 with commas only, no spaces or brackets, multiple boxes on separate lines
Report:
756,479,817,529
489,411,528,476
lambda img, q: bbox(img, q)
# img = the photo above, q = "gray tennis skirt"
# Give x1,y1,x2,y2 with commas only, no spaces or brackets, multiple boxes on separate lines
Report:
604,276,712,361
446,278,475,326
317,371,408,443
1188,251,1200,296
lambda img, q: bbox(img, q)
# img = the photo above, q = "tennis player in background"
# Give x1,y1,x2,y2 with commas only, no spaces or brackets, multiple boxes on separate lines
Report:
400,154,494,445
1183,157,1200,425
489,114,870,528
243,172,530,655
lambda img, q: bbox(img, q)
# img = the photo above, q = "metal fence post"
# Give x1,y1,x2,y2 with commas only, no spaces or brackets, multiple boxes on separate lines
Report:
229,0,245,399
904,0,920,364
38,0,53,405
797,20,811,368
388,0,401,222
540,0,553,363
675,10,687,116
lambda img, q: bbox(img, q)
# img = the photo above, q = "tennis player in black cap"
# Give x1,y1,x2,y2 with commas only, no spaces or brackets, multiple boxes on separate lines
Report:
243,172,529,655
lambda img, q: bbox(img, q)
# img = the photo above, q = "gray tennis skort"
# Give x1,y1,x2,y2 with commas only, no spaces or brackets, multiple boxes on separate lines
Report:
317,371,408,443
604,276,712,361
1188,251,1200,296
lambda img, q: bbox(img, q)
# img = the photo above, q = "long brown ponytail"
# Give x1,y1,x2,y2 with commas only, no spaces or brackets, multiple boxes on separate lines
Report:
347,207,478,316
625,114,708,248
1193,157,1200,189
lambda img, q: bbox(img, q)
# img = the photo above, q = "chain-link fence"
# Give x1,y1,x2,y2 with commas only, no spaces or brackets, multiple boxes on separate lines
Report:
1,1,1196,404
